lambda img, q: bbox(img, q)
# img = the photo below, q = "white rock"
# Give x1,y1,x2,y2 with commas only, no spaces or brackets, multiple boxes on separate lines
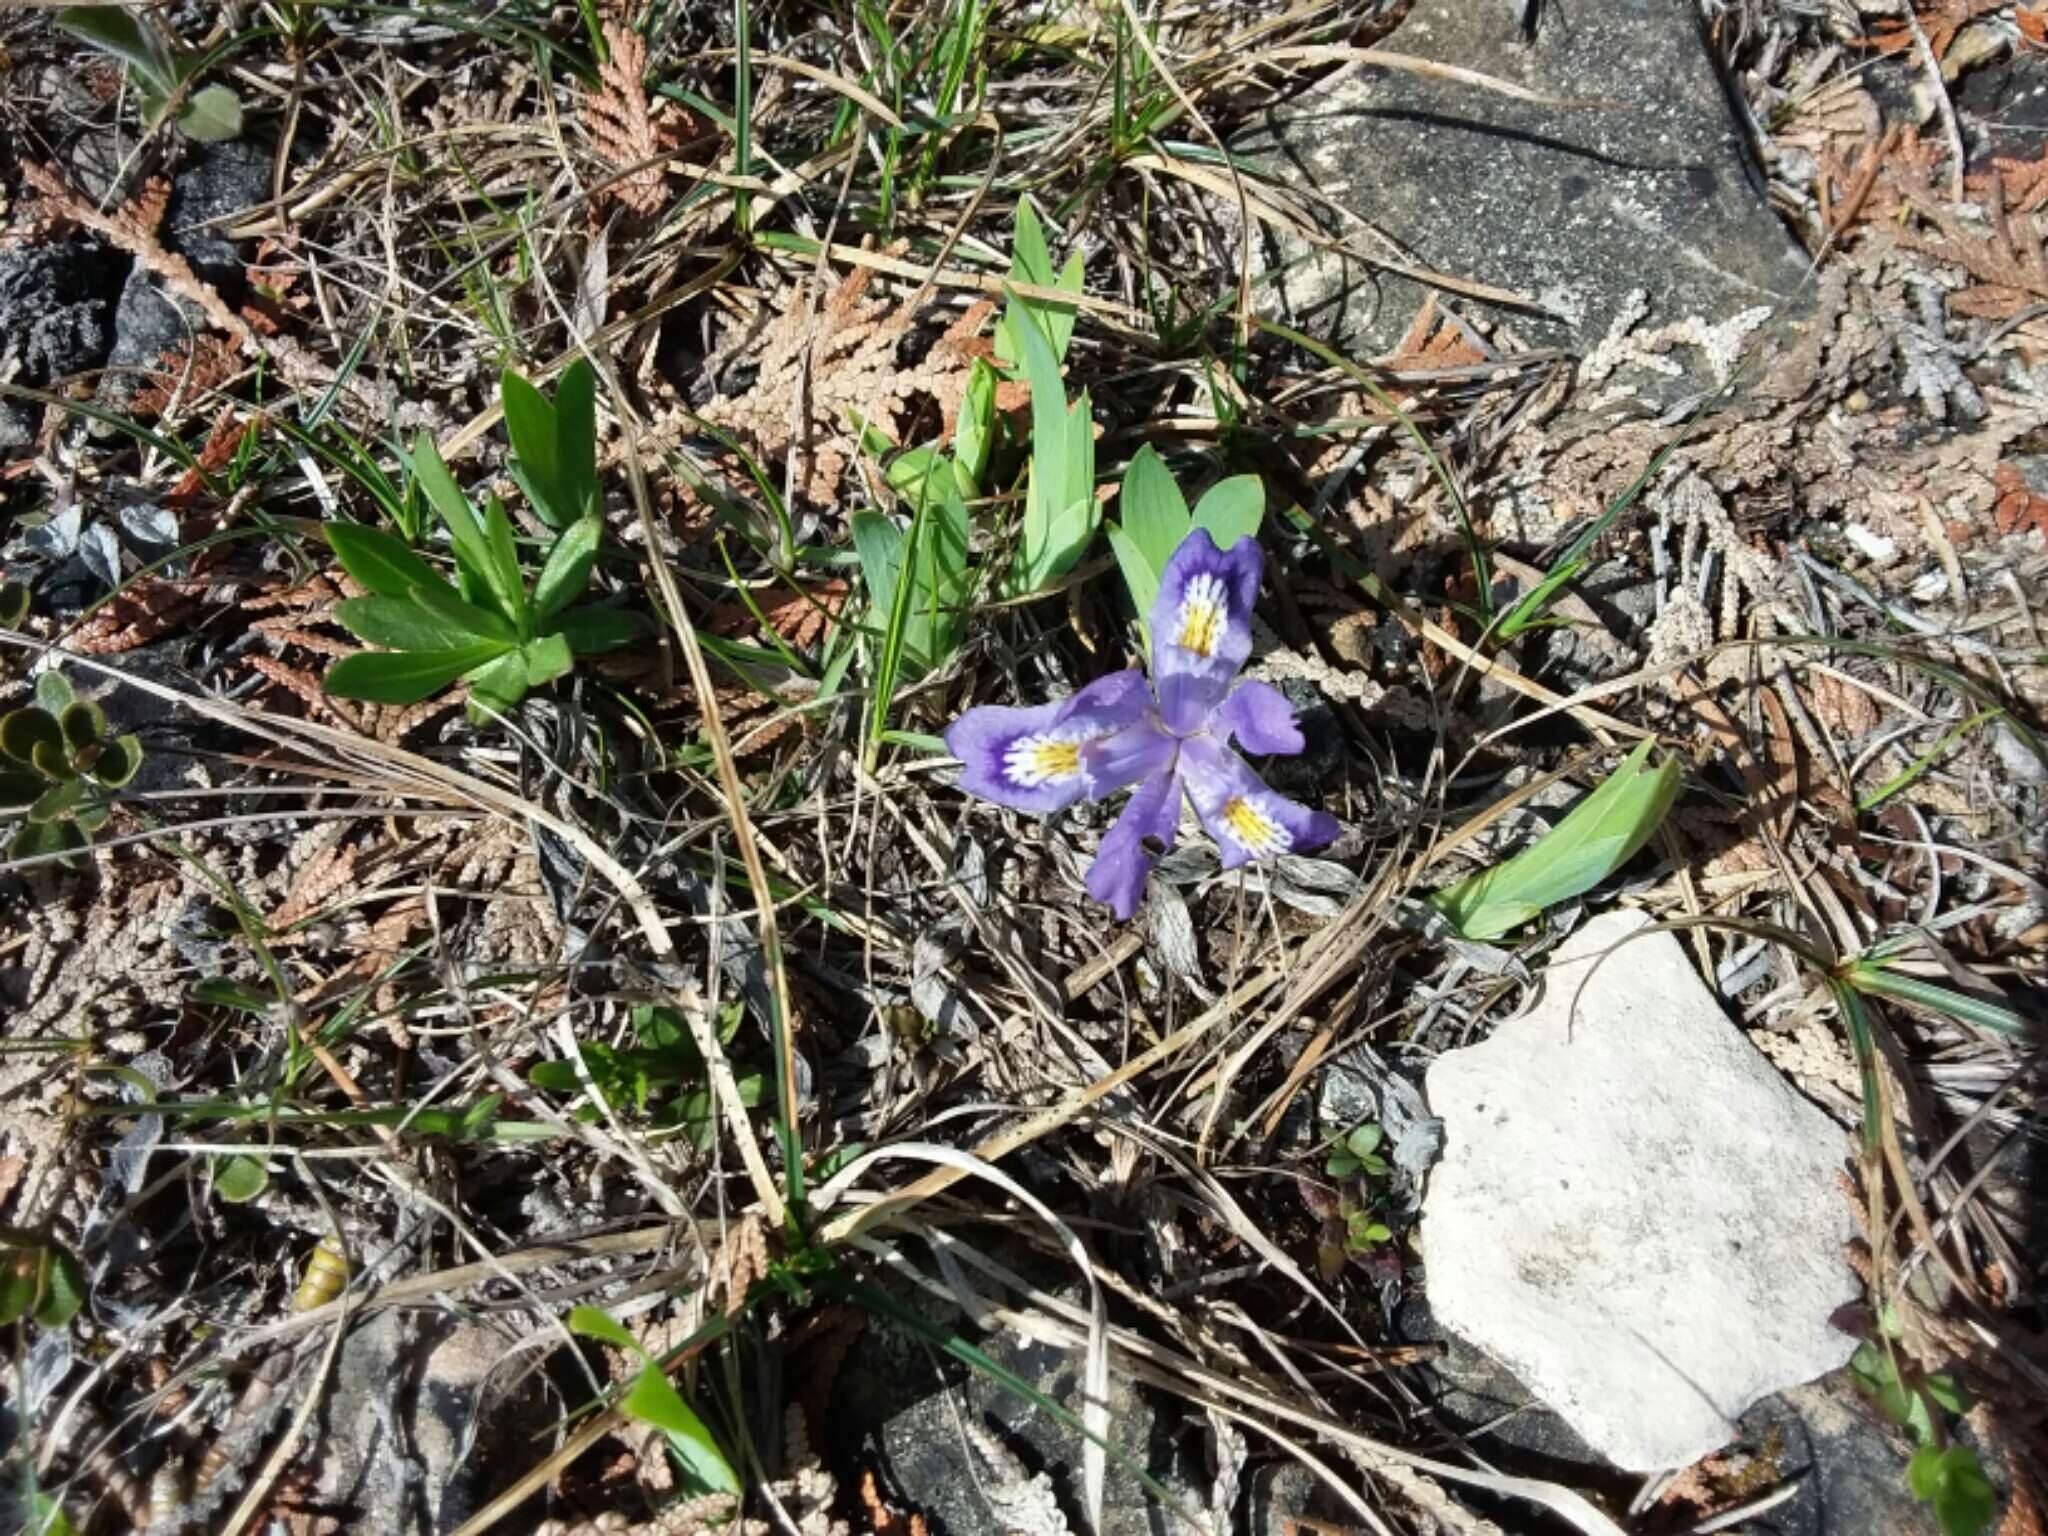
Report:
1421,910,1858,1471
1844,522,1896,563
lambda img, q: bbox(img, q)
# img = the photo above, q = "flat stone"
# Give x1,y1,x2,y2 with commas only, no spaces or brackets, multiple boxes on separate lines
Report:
1236,0,1809,394
1420,910,1859,1471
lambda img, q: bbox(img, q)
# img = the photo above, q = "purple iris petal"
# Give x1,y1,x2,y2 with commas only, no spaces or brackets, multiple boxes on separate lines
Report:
1080,717,1176,801
1148,530,1261,735
1178,736,1339,871
1085,767,1183,920
944,667,1152,814
1213,679,1304,756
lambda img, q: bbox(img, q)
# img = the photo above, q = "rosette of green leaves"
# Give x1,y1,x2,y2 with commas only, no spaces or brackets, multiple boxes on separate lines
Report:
323,437,639,725
56,6,241,141
1,672,143,865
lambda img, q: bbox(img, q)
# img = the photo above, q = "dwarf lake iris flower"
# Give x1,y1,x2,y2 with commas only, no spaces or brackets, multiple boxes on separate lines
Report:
944,529,1340,919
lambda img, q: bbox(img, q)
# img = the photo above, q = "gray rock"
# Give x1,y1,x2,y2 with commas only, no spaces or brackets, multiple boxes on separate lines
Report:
96,263,207,418
308,1310,546,1534
1420,911,1859,1471
0,244,123,388
834,1270,1210,1534
1236,0,1807,395
167,139,272,288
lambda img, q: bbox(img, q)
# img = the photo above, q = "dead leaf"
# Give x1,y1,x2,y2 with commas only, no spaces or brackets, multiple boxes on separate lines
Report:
1858,0,2002,61
1992,460,2048,539
1806,670,1883,739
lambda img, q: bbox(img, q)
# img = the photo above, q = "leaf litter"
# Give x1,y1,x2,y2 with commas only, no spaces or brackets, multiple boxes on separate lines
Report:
0,3,2044,1535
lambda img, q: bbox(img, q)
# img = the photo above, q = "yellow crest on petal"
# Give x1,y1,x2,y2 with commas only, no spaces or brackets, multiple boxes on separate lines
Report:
1220,795,1288,856
1174,573,1228,659
1005,733,1083,787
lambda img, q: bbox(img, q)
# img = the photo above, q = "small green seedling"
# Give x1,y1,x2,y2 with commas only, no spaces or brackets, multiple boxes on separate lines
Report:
1848,1328,1995,1536
1307,1123,1396,1282
323,364,640,722
1106,446,1263,654
1324,1121,1390,1181
0,1227,86,1330
531,1003,763,1149
57,6,242,141
1,672,144,865
1430,738,1681,942
566,1305,740,1495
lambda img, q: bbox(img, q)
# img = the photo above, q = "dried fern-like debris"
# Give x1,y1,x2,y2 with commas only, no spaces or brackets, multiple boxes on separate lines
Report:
698,263,992,505
583,22,674,218
1893,166,2048,320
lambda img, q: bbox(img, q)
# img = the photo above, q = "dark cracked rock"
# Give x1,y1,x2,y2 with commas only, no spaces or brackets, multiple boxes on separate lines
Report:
1236,0,1809,398
165,138,274,288
0,243,126,447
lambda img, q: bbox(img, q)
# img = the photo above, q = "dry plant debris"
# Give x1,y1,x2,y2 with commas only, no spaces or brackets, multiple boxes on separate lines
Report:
1,4,2044,1536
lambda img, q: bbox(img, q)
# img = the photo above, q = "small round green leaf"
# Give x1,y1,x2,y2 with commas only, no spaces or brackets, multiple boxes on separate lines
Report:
178,84,243,142
214,1155,270,1204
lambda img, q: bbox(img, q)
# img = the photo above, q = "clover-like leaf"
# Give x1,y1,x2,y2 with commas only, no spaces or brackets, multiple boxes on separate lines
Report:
1,707,62,767
89,735,143,790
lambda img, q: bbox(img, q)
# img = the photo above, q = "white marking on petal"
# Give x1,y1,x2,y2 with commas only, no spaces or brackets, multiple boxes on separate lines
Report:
1218,795,1290,857
1004,730,1086,788
1174,573,1229,659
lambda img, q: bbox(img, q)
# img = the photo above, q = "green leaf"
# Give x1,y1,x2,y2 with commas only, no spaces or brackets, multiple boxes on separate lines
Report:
852,511,905,625
30,738,75,783
554,359,599,524
73,801,109,834
885,447,966,509
1191,475,1264,548
408,434,523,625
36,1241,86,1328
28,777,84,824
994,200,1084,365
214,1154,269,1203
334,596,485,651
178,84,243,142
0,580,28,627
1429,740,1682,941
482,496,528,631
90,735,143,790
953,357,996,490
9,819,88,865
0,769,44,809
521,633,574,689
57,6,178,94
36,672,75,714
1006,294,1097,594
192,979,273,1013
408,578,519,645
566,1304,640,1353
1346,1124,1384,1158
622,1362,742,1495
533,517,602,623
59,699,106,751
501,367,563,524
554,605,643,654
0,707,62,768
1120,447,1193,572
326,642,511,705
325,521,447,601
0,1235,87,1330
463,651,532,719
1105,523,1159,642
29,1491,78,1536
1929,1447,1996,1536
